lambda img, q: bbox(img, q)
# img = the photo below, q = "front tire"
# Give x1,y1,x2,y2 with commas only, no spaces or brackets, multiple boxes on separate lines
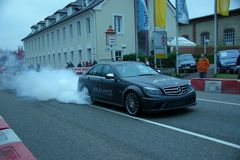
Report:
125,91,142,116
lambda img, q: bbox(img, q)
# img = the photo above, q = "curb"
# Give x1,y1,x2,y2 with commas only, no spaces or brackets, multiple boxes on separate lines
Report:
0,116,36,160
191,78,240,94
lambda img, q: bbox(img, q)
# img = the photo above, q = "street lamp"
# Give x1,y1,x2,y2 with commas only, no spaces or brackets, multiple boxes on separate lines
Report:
204,36,210,55
105,25,116,61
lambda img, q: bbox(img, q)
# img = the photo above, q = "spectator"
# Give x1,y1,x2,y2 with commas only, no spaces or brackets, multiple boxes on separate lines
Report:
236,53,240,79
86,61,89,67
93,60,97,65
145,58,150,66
69,62,75,68
77,62,82,67
36,64,40,72
66,63,70,69
82,61,86,67
197,54,210,78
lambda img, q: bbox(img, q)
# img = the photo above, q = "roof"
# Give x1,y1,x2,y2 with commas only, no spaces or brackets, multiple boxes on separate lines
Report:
180,8,240,25
22,0,104,41
66,0,82,7
30,25,38,28
37,21,45,25
44,15,56,20
55,8,67,14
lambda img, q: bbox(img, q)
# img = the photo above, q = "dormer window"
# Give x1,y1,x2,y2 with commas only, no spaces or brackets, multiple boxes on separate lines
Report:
67,6,76,16
31,25,38,33
82,0,93,8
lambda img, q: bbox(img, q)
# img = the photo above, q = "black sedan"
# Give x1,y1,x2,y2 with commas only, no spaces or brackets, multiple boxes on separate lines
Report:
78,61,196,116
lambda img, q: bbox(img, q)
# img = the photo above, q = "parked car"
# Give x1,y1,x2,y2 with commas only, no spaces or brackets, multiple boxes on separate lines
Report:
178,54,197,72
78,61,196,116
217,50,240,73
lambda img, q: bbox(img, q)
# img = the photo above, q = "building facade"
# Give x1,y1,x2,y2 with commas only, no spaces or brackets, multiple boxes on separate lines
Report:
179,9,240,47
22,0,176,68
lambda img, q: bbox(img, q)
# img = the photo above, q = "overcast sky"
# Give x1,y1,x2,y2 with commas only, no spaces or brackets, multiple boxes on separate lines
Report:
0,0,239,50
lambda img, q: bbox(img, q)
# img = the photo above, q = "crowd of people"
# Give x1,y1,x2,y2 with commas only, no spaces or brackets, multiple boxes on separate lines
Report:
66,60,98,68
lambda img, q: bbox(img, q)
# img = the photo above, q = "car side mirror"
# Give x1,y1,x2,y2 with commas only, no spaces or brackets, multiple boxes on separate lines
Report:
106,73,115,79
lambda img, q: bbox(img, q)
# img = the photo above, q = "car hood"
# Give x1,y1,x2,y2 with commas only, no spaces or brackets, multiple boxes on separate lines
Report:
123,75,189,88
220,58,237,65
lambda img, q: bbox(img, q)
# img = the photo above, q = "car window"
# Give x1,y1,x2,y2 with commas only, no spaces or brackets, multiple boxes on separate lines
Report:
87,65,103,76
179,54,194,61
102,65,115,76
115,63,158,78
220,51,239,59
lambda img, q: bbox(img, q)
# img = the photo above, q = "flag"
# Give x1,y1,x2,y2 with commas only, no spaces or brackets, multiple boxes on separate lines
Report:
177,0,189,24
217,0,230,16
138,0,150,30
155,0,167,28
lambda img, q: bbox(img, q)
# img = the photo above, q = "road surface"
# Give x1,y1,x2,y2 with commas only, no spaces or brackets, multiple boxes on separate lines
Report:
0,90,239,160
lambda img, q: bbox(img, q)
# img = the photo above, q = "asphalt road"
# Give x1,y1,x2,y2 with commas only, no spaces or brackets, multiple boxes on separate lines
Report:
0,90,239,160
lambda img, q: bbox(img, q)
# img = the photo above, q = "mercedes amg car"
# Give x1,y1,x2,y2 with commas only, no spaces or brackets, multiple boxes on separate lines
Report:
78,61,196,116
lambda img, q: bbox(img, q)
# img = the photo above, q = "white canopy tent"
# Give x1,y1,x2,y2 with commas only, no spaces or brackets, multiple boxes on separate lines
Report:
168,37,197,47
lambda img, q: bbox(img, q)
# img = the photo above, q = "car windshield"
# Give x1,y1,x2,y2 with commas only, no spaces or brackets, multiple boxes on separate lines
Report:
219,50,239,59
179,54,194,61
115,63,159,78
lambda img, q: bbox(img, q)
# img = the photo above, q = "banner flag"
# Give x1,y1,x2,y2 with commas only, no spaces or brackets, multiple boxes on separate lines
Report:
217,0,230,16
138,0,150,30
177,0,189,24
155,0,167,28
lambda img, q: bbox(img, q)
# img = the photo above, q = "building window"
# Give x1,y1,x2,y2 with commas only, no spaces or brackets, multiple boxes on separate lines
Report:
34,38,37,51
53,54,56,66
115,50,122,61
113,15,123,33
57,29,60,44
48,55,51,64
224,28,234,45
86,17,91,35
58,53,61,66
78,50,82,64
38,37,40,50
63,27,66,40
71,51,74,64
87,48,92,60
52,32,55,46
47,34,50,48
77,21,81,36
64,52,67,64
43,56,46,64
69,24,73,39
42,36,44,48
200,32,210,45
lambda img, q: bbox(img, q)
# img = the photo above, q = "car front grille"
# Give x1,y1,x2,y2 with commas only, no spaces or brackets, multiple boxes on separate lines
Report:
163,85,191,96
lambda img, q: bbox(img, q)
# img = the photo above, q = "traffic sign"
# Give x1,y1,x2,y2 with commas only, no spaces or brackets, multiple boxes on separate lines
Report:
154,31,167,59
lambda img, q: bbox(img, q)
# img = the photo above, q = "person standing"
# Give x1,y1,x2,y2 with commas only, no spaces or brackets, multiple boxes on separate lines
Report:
145,58,150,66
236,53,240,79
197,54,210,78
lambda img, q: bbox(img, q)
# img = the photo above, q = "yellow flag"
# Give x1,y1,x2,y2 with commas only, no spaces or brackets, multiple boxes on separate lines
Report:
155,0,167,28
217,0,230,16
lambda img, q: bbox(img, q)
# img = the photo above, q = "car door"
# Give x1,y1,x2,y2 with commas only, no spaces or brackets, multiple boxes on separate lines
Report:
84,65,104,100
97,64,119,103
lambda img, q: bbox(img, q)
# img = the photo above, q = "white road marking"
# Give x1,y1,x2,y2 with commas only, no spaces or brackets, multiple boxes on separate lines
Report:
197,98,240,106
91,104,240,150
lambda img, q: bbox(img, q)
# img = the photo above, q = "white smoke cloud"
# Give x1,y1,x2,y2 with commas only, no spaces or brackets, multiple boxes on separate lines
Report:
0,52,91,104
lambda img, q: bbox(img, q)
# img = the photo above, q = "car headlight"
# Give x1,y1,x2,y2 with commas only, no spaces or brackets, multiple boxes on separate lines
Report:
188,83,194,90
143,87,162,96
220,61,226,66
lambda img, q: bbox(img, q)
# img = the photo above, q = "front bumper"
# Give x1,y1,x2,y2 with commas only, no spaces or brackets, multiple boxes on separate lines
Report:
141,90,196,112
